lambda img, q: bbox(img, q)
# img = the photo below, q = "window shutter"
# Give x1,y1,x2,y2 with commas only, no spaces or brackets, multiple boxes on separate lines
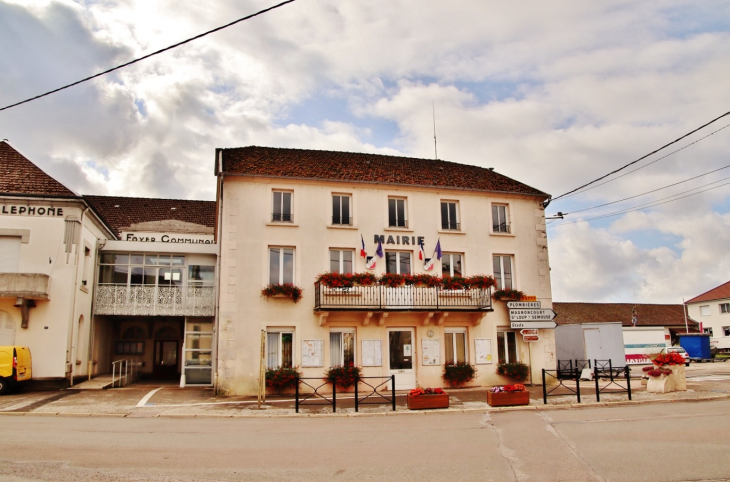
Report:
0,236,21,273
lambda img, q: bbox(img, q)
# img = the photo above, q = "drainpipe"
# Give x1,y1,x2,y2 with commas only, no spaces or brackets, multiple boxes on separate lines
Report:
213,150,224,393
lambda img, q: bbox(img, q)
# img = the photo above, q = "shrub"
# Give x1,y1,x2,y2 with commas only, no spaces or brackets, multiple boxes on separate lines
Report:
496,361,530,382
443,362,477,387
324,365,361,390
265,366,301,393
261,283,303,303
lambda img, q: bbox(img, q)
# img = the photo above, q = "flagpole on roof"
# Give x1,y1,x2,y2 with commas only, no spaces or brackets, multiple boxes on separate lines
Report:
683,298,689,334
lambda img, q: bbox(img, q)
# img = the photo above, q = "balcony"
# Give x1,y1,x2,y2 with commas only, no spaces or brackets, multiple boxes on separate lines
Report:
314,282,492,312
0,273,50,300
94,285,215,316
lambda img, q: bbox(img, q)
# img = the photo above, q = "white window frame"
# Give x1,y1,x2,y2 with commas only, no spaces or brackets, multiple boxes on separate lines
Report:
329,249,355,274
272,190,293,223
329,328,356,367
720,303,730,314
387,197,408,228
266,330,294,369
493,255,514,290
704,327,714,337
440,201,460,231
444,327,468,365
269,247,295,284
385,250,412,275
700,305,711,316
492,204,510,233
723,326,730,337
332,194,352,226
442,253,464,278
497,331,519,363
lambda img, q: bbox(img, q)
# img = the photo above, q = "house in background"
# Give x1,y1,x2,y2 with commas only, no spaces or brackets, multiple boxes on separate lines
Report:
686,280,730,354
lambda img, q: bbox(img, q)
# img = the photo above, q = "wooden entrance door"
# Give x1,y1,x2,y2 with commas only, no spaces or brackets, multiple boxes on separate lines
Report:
153,340,179,379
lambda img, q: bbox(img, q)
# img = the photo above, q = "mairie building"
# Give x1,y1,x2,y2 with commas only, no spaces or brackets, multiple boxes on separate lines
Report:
214,146,556,395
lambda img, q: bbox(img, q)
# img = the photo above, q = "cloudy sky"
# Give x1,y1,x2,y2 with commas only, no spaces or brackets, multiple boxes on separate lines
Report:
2,0,730,304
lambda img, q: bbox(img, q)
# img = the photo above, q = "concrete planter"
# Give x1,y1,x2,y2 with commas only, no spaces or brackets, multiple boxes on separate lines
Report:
668,364,686,391
407,393,450,410
487,390,530,407
646,364,686,393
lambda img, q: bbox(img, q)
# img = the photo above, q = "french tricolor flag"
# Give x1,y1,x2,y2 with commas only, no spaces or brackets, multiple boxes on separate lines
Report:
360,234,367,258
418,238,426,261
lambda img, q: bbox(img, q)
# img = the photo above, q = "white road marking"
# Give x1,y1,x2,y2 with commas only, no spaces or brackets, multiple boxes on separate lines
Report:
687,375,730,382
136,387,165,407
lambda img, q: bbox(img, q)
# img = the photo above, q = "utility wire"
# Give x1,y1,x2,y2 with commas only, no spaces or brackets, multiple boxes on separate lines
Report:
562,163,730,215
0,0,298,112
551,110,730,201
549,178,730,227
557,121,730,200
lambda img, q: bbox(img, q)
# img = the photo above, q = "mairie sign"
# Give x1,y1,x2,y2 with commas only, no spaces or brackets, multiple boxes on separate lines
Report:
508,309,557,322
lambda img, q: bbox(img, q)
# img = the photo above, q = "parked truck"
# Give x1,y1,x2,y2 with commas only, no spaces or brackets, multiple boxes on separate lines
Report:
623,327,667,365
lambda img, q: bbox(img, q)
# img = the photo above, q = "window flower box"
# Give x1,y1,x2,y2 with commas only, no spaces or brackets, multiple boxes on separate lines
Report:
487,384,530,407
407,388,449,410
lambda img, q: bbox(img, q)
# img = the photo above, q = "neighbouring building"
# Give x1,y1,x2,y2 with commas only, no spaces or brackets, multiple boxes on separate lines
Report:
686,281,730,354
214,146,556,395
0,141,218,388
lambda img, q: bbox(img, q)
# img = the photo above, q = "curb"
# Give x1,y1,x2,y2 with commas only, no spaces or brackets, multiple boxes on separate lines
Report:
2,394,729,419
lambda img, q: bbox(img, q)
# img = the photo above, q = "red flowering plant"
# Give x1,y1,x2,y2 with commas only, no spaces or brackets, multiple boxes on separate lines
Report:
324,364,362,390
492,289,526,301
261,284,303,303
265,366,301,393
490,383,527,393
646,368,673,378
379,273,406,288
408,387,446,397
467,275,497,290
316,272,378,288
652,353,686,366
441,276,470,290
406,274,442,287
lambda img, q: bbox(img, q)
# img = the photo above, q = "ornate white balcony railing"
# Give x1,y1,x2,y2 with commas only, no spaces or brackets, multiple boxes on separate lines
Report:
94,285,215,316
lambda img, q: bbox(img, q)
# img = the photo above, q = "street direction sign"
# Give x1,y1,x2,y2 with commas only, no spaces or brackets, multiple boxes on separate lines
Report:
511,321,557,329
522,335,540,342
520,329,539,336
509,309,557,322
507,301,541,309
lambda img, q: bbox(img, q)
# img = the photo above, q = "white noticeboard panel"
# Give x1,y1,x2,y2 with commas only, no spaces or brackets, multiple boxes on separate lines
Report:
475,338,493,364
362,340,382,367
301,339,323,367
422,339,440,366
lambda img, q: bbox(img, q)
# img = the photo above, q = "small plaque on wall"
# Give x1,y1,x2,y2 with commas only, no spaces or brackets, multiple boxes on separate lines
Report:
475,338,493,364
422,339,440,366
362,340,382,366
301,339,323,367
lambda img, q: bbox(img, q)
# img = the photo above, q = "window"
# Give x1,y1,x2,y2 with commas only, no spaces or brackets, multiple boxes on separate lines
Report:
329,249,354,274
386,251,411,274
492,204,510,233
445,328,467,364
442,253,463,277
388,198,407,228
188,265,215,286
272,190,292,222
0,236,21,273
497,331,518,363
724,327,730,337
440,201,459,230
332,194,352,225
115,341,144,355
704,327,714,337
82,247,91,286
330,329,355,366
700,305,711,316
98,253,187,287
493,255,513,290
184,319,214,384
267,331,293,368
269,247,294,284
720,303,730,314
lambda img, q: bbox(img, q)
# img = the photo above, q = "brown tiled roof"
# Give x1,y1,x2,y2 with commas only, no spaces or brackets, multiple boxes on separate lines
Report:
217,146,549,197
84,195,216,238
0,141,76,197
685,280,730,304
553,302,699,329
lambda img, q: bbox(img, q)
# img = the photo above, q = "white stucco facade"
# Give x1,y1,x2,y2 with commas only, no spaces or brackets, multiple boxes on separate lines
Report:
687,296,730,352
216,174,556,396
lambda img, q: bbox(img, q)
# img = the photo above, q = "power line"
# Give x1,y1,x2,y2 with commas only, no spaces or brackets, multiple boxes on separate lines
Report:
562,163,730,215
556,121,730,200
550,110,730,202
549,178,730,227
0,0,298,112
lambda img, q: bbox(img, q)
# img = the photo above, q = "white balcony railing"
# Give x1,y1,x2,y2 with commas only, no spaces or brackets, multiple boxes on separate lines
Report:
94,285,215,316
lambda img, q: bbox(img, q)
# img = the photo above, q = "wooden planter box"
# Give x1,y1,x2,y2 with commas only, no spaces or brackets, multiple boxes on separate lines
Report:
487,390,530,407
407,393,450,410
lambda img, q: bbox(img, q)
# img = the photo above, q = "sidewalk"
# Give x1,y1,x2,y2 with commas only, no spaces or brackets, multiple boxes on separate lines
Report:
2,374,729,419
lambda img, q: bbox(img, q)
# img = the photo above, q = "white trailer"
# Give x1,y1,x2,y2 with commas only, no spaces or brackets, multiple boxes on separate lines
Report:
623,327,667,364
555,322,626,369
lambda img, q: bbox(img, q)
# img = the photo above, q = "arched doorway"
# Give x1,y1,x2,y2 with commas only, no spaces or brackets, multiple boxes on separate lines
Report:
153,326,180,379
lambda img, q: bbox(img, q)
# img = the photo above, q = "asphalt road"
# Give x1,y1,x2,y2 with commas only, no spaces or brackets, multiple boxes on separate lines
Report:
2,399,729,481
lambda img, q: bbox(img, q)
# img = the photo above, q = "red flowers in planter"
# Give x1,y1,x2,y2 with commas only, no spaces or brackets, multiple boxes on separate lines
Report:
409,387,446,397
652,353,686,366
491,384,527,393
261,283,303,303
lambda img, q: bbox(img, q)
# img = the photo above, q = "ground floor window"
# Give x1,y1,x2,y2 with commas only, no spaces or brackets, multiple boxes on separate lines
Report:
184,318,213,384
267,330,293,368
330,329,355,366
724,327,730,337
445,328,467,364
497,331,518,363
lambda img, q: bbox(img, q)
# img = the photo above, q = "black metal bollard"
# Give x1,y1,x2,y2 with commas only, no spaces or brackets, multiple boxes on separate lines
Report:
332,383,336,413
295,375,299,413
355,378,359,413
391,375,396,411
